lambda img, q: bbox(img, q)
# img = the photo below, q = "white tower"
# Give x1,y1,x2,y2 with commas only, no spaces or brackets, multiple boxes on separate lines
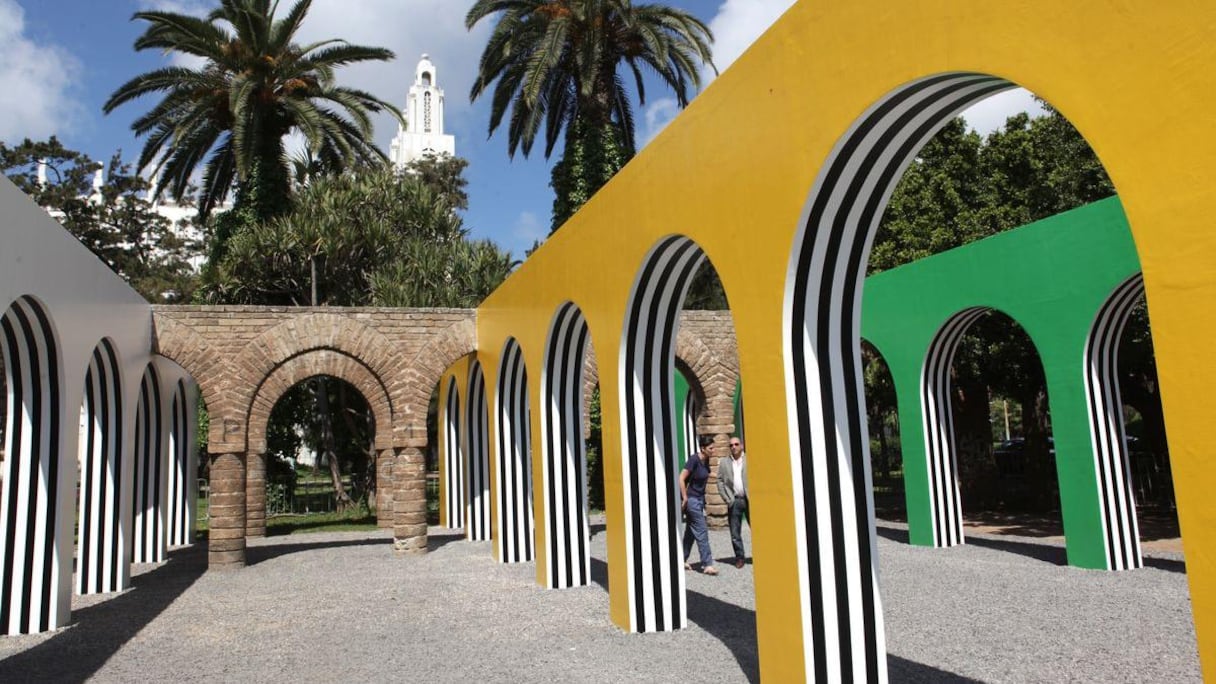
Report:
389,54,456,166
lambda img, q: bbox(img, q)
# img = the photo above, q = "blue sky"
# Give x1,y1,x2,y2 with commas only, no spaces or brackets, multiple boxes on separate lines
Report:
2,0,1039,259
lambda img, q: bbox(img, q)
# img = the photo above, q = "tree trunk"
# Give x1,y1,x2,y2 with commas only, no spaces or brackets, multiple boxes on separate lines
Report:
952,374,997,509
317,378,353,512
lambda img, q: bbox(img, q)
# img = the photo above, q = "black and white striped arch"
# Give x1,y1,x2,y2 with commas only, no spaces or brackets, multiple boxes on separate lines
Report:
541,302,591,589
1084,273,1145,571
0,296,64,634
444,376,465,530
465,361,491,542
783,73,1015,681
132,365,166,564
167,379,194,549
619,235,706,633
495,340,534,563
920,307,989,548
77,339,125,595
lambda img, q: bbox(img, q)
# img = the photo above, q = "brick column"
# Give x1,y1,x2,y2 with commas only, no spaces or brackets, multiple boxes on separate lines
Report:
209,451,246,569
245,451,266,537
376,448,395,528
392,447,428,553
703,383,738,528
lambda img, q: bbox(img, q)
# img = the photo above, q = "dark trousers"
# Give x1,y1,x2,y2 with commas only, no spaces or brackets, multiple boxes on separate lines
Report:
682,496,713,567
728,495,749,561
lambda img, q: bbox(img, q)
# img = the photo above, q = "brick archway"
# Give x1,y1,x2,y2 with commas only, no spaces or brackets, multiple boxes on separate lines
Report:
242,348,395,534
395,317,477,445
151,314,231,447
245,349,394,454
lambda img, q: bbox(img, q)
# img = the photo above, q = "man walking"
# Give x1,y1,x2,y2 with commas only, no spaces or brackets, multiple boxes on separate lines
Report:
717,436,748,568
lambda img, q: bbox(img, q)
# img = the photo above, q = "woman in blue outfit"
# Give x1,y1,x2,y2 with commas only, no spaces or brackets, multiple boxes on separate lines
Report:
680,434,718,575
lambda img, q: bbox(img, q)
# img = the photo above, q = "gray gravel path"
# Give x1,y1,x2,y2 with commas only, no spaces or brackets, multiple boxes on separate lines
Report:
0,519,1198,682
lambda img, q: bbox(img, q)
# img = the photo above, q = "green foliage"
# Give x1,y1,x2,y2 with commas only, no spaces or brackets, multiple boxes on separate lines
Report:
202,166,514,306
404,153,471,212
468,0,714,227
104,0,401,221
549,120,629,231
862,106,1161,513
682,260,729,310
870,108,1116,275
586,384,605,511
1,137,202,302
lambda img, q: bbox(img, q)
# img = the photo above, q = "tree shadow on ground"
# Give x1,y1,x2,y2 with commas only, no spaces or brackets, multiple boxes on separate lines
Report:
0,544,206,682
426,528,468,552
265,515,379,535
875,524,1183,573
246,536,389,564
589,556,976,682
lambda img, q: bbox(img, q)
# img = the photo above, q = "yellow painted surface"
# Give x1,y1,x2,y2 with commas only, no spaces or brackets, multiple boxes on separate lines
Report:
475,1,1216,679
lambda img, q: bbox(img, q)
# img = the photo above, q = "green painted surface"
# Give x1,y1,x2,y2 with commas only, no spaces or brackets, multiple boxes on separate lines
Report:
861,197,1140,569
675,368,691,470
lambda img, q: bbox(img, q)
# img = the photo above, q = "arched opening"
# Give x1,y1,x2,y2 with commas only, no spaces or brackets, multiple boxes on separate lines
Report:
132,364,166,564
166,377,198,549
0,295,66,634
441,375,463,530
618,237,750,633
784,71,1165,674
1115,293,1177,548
1085,274,1178,568
255,376,377,536
954,310,1060,532
861,340,903,522
496,338,534,563
465,360,490,541
540,302,593,588
76,338,124,595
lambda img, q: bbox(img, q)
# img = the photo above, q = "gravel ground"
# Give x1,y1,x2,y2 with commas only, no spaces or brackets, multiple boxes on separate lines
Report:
0,518,1198,682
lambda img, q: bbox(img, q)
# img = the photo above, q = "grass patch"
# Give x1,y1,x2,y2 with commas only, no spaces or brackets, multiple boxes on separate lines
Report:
267,508,379,536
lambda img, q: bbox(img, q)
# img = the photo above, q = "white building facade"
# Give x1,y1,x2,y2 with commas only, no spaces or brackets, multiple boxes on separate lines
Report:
389,54,456,167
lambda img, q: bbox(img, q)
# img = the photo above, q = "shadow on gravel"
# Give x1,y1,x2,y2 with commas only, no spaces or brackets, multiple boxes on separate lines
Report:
588,557,759,682
875,525,1184,572
888,655,983,682
685,589,759,683
427,532,466,552
0,543,206,682
876,524,1067,565
246,536,389,565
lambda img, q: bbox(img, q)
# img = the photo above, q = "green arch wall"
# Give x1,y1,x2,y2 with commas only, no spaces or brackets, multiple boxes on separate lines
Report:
861,196,1141,568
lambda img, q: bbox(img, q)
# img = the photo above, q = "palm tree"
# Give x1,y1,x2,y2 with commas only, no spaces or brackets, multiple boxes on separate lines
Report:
104,0,401,220
466,0,714,230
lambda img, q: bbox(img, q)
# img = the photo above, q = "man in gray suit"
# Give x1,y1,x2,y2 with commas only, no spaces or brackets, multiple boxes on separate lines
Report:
717,436,749,568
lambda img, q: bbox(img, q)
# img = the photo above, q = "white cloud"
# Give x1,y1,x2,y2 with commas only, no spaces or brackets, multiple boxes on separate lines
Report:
959,88,1047,136
640,97,680,148
701,0,796,85
0,0,84,141
264,0,491,151
135,1,491,149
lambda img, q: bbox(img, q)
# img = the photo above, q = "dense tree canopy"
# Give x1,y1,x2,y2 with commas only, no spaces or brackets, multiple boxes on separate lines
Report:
204,166,513,307
1,137,201,302
467,0,714,231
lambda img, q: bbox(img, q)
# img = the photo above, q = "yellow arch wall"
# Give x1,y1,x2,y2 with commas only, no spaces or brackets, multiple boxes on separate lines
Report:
475,1,1216,679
